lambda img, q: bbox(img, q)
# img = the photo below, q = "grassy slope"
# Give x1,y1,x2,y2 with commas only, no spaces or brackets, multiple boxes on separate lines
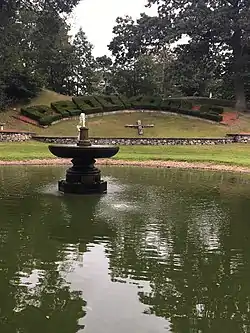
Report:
0,89,72,132
1,89,250,137
1,142,250,167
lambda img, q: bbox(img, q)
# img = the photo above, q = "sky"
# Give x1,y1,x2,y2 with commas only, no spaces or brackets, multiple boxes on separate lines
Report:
71,0,157,57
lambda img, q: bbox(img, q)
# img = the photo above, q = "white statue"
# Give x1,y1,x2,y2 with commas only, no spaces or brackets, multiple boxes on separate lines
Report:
79,113,86,127
77,113,86,140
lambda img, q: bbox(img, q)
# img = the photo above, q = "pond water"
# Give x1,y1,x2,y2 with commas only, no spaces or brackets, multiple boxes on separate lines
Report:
0,165,250,333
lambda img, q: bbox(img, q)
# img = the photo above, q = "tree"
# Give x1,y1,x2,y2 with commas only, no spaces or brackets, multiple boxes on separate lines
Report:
72,28,96,95
0,0,82,108
95,55,114,94
111,55,159,97
146,0,250,110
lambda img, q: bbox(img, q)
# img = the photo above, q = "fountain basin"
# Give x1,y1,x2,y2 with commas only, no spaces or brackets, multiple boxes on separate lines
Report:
48,144,119,159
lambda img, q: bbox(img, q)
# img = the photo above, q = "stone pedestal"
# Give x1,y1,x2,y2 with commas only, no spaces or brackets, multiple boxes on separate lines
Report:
58,156,107,194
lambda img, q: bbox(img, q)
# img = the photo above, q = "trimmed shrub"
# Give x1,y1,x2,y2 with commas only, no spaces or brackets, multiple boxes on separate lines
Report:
51,101,81,118
130,96,162,110
169,100,181,111
72,96,103,114
94,95,123,111
161,99,171,110
68,109,82,117
209,106,224,114
180,100,193,110
129,95,143,109
190,97,234,108
39,114,62,126
118,95,132,108
167,96,234,108
109,95,126,109
199,105,210,113
200,105,224,114
20,105,53,121
205,113,223,122
160,99,185,111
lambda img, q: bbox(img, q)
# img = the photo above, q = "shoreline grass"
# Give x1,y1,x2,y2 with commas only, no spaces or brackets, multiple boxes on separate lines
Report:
0,141,250,168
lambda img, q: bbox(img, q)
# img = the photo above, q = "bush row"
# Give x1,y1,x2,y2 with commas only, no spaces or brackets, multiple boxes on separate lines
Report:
20,105,53,122
20,94,225,125
166,97,234,108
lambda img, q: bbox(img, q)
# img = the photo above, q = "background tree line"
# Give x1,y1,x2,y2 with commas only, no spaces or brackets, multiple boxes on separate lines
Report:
107,0,250,111
1,0,250,111
0,0,95,109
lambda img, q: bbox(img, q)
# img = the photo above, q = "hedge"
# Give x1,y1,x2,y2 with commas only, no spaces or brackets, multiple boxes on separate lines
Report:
161,99,192,112
167,96,234,108
179,109,222,122
209,106,224,114
51,101,82,118
20,94,227,126
20,105,53,121
200,105,224,114
130,96,162,110
94,95,124,111
72,96,103,114
39,114,62,126
118,95,132,108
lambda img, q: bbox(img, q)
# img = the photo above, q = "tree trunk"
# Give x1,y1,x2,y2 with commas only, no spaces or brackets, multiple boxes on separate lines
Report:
231,30,247,111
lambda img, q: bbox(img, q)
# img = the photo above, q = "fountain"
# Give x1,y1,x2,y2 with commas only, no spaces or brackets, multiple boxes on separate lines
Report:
48,113,119,194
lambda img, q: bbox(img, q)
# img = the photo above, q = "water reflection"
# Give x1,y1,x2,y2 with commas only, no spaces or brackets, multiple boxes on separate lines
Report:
0,166,250,332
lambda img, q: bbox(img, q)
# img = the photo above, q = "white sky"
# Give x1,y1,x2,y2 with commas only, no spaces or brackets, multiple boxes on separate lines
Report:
71,0,157,57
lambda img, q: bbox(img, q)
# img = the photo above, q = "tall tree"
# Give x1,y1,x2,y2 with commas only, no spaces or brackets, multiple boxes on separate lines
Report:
146,0,250,110
95,55,113,94
72,28,96,95
0,0,82,108
111,55,159,97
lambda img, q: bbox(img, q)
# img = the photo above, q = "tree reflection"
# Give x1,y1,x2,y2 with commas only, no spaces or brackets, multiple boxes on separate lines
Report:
103,176,250,332
0,193,88,332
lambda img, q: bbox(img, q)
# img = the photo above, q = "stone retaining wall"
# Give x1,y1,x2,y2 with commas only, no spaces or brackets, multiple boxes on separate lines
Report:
0,131,34,142
226,134,250,143
33,136,235,145
0,131,249,145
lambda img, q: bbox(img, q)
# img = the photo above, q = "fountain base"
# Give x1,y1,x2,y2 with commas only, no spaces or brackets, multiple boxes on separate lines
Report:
58,179,107,194
58,157,107,195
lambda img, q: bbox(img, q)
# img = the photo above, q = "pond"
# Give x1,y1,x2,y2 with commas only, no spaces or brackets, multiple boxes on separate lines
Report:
0,165,250,333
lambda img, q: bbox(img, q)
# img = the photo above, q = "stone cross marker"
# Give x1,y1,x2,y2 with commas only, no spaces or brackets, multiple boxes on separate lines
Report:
125,120,154,135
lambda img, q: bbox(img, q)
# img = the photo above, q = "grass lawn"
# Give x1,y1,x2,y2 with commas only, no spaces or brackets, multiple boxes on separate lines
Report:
1,141,250,167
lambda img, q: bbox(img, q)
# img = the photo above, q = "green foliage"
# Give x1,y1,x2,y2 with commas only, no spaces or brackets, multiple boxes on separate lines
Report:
160,98,223,122
110,55,160,97
117,95,132,108
51,101,81,118
146,0,250,109
39,114,63,126
130,96,162,110
0,2,95,110
21,94,225,125
72,96,103,114
161,99,181,111
209,106,224,114
72,28,96,95
94,95,125,111
20,105,53,121
178,97,233,108
20,104,66,125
